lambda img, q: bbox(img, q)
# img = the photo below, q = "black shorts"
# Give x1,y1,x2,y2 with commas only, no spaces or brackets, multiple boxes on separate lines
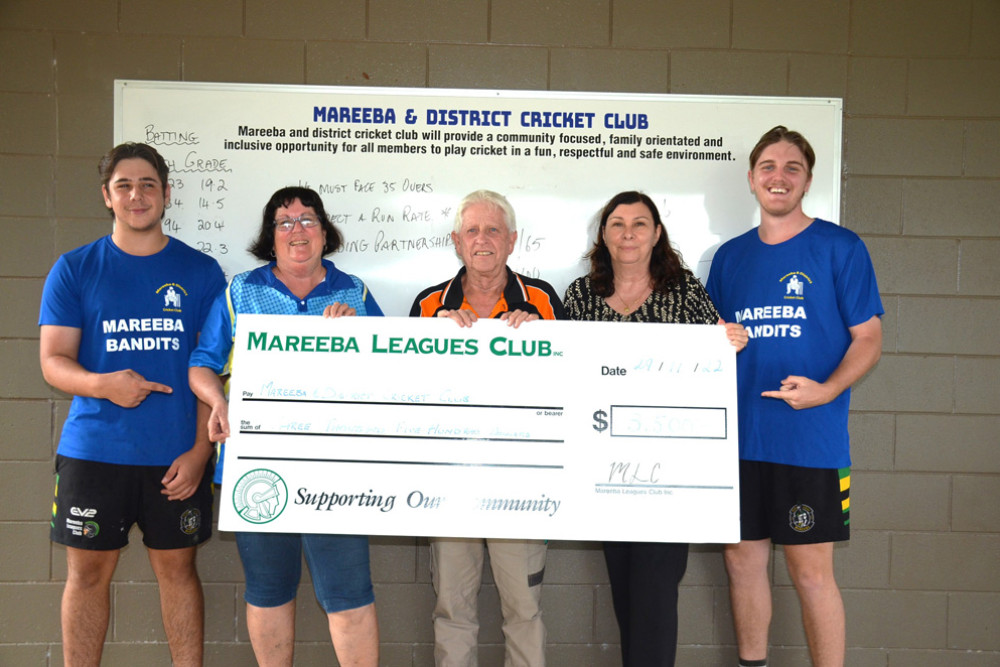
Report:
738,460,850,545
50,455,213,550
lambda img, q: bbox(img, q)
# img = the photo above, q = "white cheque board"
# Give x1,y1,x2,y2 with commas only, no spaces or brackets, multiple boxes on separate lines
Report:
115,81,842,315
218,315,739,544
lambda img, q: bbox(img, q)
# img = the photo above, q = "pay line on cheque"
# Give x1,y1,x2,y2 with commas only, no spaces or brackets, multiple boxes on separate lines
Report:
236,456,564,471
238,399,564,442
235,395,567,469
241,396,564,410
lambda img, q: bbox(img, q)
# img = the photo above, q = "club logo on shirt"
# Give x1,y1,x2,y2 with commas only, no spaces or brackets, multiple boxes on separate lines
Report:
233,469,288,524
780,272,812,300
156,283,189,313
789,504,815,532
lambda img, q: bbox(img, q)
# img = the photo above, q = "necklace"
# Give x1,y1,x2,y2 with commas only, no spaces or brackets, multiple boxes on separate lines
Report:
616,285,651,314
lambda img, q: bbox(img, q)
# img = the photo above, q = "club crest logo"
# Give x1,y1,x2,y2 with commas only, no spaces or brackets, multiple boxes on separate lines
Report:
82,521,100,538
780,272,812,300
233,469,288,524
156,283,188,312
180,508,202,535
789,504,815,532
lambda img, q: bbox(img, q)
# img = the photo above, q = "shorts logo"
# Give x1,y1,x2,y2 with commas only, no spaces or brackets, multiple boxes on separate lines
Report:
82,521,100,538
180,508,202,535
233,469,288,524
789,504,815,532
70,506,97,518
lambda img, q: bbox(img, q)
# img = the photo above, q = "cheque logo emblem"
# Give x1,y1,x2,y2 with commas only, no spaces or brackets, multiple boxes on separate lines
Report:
234,469,288,524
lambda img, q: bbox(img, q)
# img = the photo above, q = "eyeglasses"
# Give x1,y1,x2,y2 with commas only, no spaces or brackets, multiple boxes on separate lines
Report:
273,215,321,232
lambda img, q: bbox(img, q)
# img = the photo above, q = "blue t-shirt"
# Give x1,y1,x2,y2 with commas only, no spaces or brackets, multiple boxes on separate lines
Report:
39,236,226,466
189,259,383,483
706,219,883,469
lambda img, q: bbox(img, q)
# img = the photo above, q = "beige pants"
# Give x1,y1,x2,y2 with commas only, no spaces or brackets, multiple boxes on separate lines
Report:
430,537,547,667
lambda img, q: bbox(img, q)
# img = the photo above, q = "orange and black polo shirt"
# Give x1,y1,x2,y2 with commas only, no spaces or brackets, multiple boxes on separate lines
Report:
409,266,565,320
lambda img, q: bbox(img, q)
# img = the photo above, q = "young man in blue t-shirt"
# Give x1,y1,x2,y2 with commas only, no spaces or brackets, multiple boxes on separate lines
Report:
39,143,225,666
707,127,883,667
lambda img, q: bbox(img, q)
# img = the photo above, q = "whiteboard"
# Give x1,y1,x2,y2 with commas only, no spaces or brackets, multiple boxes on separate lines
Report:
115,81,842,316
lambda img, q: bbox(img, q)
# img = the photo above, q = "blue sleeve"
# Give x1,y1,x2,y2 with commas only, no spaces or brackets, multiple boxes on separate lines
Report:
835,238,884,328
39,256,82,327
188,286,235,373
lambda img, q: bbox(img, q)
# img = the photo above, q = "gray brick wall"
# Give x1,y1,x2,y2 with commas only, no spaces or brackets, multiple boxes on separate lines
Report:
1,0,997,664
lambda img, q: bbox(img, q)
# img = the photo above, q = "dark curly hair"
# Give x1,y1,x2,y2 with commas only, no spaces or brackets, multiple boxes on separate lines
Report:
585,191,690,297
247,186,343,260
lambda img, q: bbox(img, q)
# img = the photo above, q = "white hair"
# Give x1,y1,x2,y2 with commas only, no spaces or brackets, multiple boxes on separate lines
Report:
452,190,516,234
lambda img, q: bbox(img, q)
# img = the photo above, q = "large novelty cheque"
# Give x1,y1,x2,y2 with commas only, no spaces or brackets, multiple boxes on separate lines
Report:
218,315,739,543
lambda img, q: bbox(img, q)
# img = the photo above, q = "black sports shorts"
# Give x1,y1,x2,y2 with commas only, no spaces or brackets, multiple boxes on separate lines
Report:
738,459,850,544
50,455,213,550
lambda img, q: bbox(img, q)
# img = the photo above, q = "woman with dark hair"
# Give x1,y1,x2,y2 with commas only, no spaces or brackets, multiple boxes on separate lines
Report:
189,186,381,666
564,191,746,667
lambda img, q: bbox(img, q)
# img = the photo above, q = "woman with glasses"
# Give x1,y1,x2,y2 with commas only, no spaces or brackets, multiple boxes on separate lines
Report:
189,186,381,666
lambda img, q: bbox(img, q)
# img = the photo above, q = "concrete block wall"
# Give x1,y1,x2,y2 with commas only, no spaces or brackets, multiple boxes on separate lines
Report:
1,1,997,664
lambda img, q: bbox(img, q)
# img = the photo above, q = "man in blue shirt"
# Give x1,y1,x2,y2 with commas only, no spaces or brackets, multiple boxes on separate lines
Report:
707,127,883,667
39,143,225,666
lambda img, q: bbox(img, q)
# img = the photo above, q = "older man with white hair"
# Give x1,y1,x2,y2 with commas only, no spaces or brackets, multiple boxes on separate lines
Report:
410,189,565,667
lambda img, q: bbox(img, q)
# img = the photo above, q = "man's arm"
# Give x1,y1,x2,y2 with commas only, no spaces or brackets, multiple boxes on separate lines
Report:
188,365,230,443
761,315,882,410
161,399,214,500
39,324,172,407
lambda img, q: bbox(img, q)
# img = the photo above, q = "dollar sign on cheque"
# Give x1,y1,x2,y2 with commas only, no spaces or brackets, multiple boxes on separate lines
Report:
592,409,609,432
